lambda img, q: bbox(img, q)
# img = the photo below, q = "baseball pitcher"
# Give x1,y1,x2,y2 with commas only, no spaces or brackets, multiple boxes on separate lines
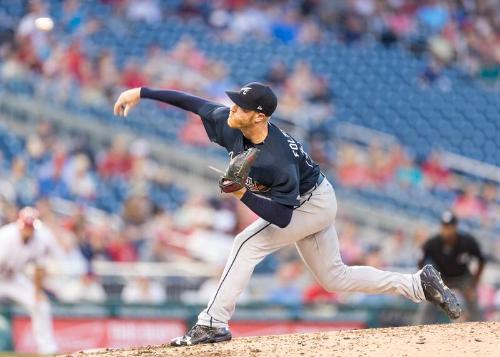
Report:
0,207,58,354
114,82,461,346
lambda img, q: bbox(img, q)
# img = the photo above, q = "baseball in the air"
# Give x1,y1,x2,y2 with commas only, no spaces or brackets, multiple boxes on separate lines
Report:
35,17,54,32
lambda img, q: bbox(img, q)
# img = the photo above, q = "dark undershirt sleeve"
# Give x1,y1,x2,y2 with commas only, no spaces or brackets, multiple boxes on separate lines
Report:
140,88,211,115
140,87,230,146
241,191,293,228
467,236,485,263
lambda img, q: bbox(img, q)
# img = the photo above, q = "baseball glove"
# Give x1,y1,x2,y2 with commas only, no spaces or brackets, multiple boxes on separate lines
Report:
219,147,260,193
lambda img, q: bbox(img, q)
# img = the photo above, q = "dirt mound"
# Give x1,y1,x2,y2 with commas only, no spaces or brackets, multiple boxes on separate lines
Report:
68,321,499,357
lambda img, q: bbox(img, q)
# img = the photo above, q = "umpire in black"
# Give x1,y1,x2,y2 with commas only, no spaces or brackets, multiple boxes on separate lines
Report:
416,210,486,323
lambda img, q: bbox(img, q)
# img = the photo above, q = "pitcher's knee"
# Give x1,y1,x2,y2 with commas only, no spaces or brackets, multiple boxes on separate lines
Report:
318,263,350,292
233,232,247,247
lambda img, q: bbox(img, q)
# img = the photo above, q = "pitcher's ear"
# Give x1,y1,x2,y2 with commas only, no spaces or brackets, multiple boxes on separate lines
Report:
255,112,267,123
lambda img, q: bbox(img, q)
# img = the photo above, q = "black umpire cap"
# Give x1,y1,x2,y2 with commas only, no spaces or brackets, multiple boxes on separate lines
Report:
441,210,458,225
225,82,278,117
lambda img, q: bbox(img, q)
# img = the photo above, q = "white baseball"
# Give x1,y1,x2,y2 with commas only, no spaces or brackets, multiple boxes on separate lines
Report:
35,17,54,32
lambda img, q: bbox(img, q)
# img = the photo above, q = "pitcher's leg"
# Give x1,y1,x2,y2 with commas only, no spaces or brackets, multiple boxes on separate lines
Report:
197,220,277,327
296,224,425,303
197,197,336,329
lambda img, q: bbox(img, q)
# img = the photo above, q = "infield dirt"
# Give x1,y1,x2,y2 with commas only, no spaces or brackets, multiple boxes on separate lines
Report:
65,321,499,357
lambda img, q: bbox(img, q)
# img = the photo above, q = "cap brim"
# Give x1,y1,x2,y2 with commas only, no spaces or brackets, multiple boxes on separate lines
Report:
225,91,255,111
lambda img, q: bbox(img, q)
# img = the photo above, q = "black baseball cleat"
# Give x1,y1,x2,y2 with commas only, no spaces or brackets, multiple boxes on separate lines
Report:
170,324,232,347
420,264,461,320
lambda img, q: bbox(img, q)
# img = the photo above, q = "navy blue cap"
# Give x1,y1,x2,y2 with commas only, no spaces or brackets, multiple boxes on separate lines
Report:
225,82,278,117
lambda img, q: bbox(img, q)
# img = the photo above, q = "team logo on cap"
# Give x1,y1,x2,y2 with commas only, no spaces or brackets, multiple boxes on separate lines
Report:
241,87,252,95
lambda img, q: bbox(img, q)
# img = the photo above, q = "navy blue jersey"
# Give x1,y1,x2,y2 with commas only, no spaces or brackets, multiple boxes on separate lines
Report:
199,103,320,206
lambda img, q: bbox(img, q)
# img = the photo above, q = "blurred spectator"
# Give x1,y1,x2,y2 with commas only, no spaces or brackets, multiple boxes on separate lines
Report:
62,153,96,202
121,59,148,89
38,140,70,198
227,2,270,40
272,9,300,44
368,142,399,187
142,44,167,83
181,267,251,305
452,184,486,220
62,0,85,34
265,60,288,87
336,144,371,188
10,157,39,206
179,112,213,147
362,245,385,268
337,219,363,265
126,0,161,24
106,226,138,262
380,2,416,44
98,135,133,179
186,227,233,266
63,41,86,83
395,154,424,189
121,277,166,304
96,49,119,101
481,182,500,225
122,191,153,226
140,206,175,261
303,282,338,304
422,151,451,188
298,19,322,44
381,229,406,266
58,272,107,303
338,7,366,44
417,0,450,32
16,0,50,61
267,261,303,305
169,37,208,73
78,221,110,264
178,0,207,20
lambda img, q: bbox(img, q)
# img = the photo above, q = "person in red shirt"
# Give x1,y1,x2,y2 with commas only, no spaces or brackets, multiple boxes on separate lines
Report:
98,135,133,178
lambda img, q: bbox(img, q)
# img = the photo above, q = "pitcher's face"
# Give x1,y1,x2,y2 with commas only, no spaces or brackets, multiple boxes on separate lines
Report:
227,104,258,129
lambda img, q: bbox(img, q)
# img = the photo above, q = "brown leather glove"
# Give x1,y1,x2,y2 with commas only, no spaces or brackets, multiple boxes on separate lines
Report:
218,148,260,193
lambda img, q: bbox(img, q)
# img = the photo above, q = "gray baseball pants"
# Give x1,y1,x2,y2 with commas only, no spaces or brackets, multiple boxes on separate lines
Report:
198,178,425,328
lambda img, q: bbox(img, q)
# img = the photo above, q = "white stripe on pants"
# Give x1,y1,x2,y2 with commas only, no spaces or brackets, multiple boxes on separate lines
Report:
198,179,425,327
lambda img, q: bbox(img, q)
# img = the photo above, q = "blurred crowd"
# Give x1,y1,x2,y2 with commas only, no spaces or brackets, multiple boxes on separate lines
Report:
331,141,500,226
2,0,500,95
0,0,499,310
0,121,261,304
2,0,500,125
0,119,498,310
